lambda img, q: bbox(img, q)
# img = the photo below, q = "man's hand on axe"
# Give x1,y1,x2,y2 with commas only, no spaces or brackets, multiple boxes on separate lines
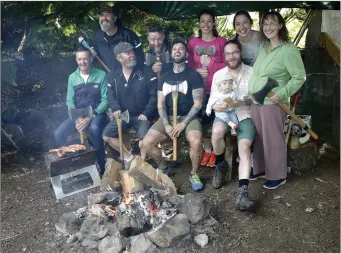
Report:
76,117,91,132
269,92,280,104
170,122,186,138
138,114,148,121
113,110,121,119
152,62,162,75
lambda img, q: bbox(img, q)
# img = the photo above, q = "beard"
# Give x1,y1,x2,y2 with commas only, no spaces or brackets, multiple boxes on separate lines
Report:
226,57,242,70
151,43,164,54
123,59,137,68
171,55,186,64
99,20,112,32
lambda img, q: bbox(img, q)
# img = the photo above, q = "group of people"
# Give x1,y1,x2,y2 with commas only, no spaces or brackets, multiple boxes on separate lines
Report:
54,6,306,212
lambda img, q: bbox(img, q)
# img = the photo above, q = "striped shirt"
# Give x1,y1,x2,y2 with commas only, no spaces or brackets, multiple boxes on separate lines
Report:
211,63,253,122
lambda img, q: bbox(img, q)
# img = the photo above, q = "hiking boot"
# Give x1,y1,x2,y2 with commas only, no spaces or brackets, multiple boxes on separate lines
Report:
157,166,172,176
206,153,216,168
189,173,204,191
235,185,256,212
263,179,286,190
212,160,228,189
200,152,211,166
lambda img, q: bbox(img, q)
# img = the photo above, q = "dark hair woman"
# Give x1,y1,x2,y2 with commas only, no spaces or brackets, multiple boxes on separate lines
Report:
231,10,261,66
187,9,228,167
248,11,306,190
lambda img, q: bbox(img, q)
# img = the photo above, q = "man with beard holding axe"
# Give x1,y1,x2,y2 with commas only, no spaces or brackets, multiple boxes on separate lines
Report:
54,47,108,175
141,38,205,191
145,23,172,79
90,6,144,73
102,42,158,167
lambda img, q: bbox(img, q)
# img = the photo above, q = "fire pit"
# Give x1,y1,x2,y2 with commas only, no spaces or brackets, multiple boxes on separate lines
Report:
55,159,217,252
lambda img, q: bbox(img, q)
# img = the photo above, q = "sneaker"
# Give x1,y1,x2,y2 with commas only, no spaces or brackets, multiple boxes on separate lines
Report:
235,185,256,212
200,152,211,166
249,171,266,181
157,166,172,176
189,173,204,191
206,153,216,168
212,160,228,189
263,179,287,190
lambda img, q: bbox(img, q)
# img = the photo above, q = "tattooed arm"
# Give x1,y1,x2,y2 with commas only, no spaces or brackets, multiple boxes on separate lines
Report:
182,88,204,125
157,91,170,127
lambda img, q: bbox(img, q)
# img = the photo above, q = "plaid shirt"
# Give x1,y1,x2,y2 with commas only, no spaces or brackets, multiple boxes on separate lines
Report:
211,63,253,122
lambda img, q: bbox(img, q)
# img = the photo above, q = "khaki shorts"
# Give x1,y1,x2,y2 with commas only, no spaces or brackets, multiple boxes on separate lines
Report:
214,117,255,143
150,116,202,136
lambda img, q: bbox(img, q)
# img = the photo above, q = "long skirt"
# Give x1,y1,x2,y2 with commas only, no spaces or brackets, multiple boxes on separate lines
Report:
251,104,287,180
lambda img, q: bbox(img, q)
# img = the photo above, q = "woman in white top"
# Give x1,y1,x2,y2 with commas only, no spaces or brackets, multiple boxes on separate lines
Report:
231,10,261,66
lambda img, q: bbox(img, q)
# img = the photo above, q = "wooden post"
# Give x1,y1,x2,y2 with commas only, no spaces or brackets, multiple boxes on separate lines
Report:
120,170,144,194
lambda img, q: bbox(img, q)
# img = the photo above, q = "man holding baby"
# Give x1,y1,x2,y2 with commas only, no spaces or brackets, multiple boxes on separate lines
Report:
208,39,255,212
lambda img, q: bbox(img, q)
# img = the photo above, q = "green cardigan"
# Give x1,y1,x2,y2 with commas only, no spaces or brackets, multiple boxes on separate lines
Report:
248,41,306,105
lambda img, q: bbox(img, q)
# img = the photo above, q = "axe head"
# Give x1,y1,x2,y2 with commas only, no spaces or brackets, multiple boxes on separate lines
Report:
162,81,188,96
195,45,216,56
252,77,279,105
145,51,170,66
120,110,130,123
69,106,93,119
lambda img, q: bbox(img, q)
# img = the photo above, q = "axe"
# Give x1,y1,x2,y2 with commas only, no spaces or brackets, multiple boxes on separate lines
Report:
195,45,216,70
252,77,318,140
145,51,170,79
115,110,130,168
68,106,93,144
162,81,188,160
78,36,111,73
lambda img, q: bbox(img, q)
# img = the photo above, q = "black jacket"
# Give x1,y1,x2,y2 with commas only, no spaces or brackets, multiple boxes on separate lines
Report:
107,65,158,120
93,23,145,73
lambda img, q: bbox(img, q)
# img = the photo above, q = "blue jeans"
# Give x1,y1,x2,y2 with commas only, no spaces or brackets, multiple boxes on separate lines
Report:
54,113,107,173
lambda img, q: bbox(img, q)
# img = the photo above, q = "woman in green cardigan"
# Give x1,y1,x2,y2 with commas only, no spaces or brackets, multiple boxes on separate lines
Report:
248,11,306,189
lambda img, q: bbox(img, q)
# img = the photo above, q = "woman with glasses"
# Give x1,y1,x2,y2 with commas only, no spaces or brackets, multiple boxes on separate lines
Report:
231,10,261,66
188,9,227,167
248,11,306,189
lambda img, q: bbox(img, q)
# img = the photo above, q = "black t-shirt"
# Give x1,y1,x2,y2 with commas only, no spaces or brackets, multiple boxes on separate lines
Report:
158,67,204,116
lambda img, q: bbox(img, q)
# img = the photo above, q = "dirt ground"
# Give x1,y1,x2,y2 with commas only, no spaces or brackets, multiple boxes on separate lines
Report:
1,149,340,253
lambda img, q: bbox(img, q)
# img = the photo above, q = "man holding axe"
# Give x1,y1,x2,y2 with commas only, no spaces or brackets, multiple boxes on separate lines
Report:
54,47,108,174
102,42,158,167
145,23,172,79
141,38,205,191
90,6,144,73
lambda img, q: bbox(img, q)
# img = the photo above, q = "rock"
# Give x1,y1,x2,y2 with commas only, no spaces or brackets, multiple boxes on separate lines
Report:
161,201,173,209
55,212,82,235
80,216,109,241
98,235,128,253
82,239,98,249
88,193,107,207
67,234,78,244
167,195,183,206
147,214,190,248
117,210,152,237
176,193,210,224
75,206,88,218
190,212,217,236
88,204,107,220
131,233,157,253
194,234,208,248
107,222,120,237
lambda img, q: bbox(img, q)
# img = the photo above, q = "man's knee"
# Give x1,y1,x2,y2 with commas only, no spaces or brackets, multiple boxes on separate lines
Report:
238,141,251,159
187,131,202,149
142,130,163,149
102,135,114,143
211,127,226,143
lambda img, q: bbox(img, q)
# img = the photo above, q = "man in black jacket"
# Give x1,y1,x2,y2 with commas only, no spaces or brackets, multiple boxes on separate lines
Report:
91,6,144,73
145,23,172,77
102,42,157,165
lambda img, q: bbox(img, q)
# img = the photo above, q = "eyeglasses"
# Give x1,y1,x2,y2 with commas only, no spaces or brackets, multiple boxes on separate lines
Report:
224,51,241,57
262,22,279,28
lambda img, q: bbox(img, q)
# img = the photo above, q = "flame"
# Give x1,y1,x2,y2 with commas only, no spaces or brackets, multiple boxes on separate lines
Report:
149,202,158,216
123,193,134,205
104,206,117,216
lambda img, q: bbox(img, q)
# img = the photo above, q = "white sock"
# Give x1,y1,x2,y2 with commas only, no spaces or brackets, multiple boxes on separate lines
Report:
203,138,212,153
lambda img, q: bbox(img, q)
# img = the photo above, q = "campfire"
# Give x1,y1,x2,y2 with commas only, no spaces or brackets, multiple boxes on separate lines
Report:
54,157,216,252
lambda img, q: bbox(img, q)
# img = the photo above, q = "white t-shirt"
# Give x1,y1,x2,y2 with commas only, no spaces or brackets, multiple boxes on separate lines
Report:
80,72,89,83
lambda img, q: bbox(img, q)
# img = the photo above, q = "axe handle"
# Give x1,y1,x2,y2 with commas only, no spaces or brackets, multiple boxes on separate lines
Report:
172,91,179,161
116,118,124,166
285,93,300,144
95,55,111,73
80,131,84,144
156,72,161,79
267,91,318,140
